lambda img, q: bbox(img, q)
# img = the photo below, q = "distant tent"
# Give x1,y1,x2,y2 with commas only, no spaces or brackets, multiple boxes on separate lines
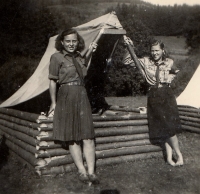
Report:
0,12,126,108
177,64,200,109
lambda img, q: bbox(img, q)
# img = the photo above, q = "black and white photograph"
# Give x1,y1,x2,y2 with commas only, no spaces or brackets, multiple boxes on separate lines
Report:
0,0,199,193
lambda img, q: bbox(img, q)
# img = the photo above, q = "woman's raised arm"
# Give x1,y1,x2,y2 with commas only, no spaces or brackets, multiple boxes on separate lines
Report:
123,36,145,78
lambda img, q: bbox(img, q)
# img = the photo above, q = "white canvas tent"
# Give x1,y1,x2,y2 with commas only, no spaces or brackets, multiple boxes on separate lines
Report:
0,12,126,108
177,64,200,108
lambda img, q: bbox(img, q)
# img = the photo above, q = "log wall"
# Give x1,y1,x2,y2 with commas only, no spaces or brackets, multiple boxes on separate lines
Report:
0,105,199,176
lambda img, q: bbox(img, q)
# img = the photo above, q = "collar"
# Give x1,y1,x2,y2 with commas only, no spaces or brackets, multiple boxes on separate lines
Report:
155,61,164,66
61,50,81,57
150,58,168,66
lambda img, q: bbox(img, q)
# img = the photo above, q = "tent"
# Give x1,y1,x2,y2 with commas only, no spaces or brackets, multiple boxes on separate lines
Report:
0,12,126,108
176,64,200,109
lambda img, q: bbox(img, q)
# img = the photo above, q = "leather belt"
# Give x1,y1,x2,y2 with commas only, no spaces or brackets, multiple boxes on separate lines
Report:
158,83,170,88
150,83,170,89
61,80,84,86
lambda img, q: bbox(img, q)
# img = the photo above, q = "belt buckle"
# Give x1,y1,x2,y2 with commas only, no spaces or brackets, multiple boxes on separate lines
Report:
69,81,82,86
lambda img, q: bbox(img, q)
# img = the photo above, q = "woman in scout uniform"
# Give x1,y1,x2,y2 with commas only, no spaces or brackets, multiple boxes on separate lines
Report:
48,29,99,184
124,38,183,167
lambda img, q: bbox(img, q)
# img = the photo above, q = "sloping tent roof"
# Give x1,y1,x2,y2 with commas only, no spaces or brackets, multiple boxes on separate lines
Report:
0,12,125,108
177,64,200,108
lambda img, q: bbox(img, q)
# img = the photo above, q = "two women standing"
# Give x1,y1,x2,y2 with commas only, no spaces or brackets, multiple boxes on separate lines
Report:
48,29,184,185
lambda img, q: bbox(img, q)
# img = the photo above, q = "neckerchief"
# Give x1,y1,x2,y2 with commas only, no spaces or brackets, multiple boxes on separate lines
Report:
155,62,163,87
63,51,84,84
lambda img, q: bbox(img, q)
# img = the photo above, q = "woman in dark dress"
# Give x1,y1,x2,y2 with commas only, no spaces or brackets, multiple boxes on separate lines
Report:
48,29,99,184
124,38,183,166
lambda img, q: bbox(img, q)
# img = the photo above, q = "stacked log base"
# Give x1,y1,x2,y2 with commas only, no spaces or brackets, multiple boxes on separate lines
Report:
0,105,199,176
35,110,161,176
107,105,200,133
0,110,47,170
178,107,200,133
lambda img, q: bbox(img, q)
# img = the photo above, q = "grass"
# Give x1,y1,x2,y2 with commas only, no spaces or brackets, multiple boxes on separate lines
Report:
155,36,190,66
106,96,147,107
155,36,189,55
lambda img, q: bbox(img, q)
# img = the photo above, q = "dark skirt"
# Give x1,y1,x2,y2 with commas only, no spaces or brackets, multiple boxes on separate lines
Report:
53,85,94,141
147,86,181,142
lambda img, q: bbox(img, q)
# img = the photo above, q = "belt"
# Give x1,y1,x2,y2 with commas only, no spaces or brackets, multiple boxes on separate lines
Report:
150,83,170,89
61,80,84,86
158,83,170,88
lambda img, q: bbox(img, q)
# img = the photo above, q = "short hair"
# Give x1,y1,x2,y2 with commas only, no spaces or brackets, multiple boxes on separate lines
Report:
149,39,168,60
55,29,85,52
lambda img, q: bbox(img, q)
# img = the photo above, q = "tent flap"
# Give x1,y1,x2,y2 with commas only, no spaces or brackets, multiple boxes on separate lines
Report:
177,64,200,109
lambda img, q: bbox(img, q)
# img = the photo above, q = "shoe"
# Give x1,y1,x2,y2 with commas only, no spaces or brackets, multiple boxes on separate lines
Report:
88,173,100,184
78,173,89,184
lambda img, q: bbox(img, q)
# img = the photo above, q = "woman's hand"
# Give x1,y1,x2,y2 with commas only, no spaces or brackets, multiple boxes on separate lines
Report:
123,35,134,46
49,79,57,117
89,42,98,52
48,103,56,117
167,74,176,83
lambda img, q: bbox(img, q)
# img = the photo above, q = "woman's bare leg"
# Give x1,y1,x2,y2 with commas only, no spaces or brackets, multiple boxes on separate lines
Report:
165,142,175,166
69,141,86,174
166,135,183,166
83,139,95,175
83,139,99,184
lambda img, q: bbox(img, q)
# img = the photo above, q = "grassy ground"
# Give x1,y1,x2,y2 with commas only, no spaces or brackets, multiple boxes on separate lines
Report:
155,36,188,55
0,97,200,194
155,36,189,63
0,132,199,194
106,96,147,107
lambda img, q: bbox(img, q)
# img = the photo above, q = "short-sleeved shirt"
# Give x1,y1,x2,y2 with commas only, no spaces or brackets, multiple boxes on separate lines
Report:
48,50,87,84
138,57,179,86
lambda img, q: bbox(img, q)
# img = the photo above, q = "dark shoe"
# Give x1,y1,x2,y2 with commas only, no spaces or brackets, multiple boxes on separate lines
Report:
88,173,100,184
78,173,89,184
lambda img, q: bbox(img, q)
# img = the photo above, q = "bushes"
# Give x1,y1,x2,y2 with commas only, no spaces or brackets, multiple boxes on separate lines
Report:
104,5,153,96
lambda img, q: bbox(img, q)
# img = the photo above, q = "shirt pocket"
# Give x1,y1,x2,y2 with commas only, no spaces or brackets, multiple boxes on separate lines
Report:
160,70,170,83
59,61,74,73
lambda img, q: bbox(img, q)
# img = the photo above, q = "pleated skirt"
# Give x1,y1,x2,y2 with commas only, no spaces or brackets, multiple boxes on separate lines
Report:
147,86,182,142
53,85,94,141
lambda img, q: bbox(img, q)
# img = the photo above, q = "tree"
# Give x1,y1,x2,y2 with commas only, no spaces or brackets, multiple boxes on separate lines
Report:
0,0,64,65
183,13,200,50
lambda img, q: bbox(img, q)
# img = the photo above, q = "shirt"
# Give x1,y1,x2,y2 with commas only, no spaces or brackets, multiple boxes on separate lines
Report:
138,57,179,86
48,50,87,84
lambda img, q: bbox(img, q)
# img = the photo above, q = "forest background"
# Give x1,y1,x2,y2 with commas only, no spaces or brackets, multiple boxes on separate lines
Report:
0,0,200,105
